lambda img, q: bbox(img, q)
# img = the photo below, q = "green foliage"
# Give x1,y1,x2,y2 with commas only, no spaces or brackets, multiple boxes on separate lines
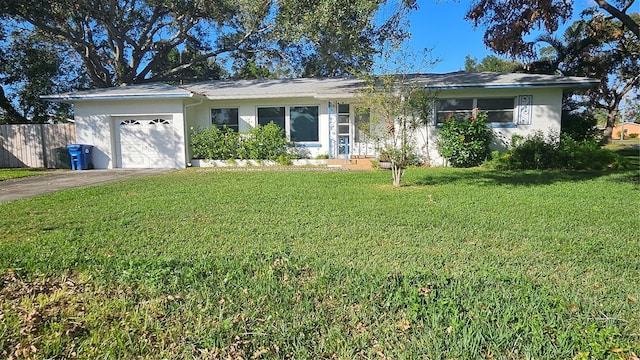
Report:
561,110,599,141
2,0,416,90
357,53,438,186
277,0,417,77
277,154,292,166
464,55,522,73
464,1,639,57
436,112,494,167
240,123,290,161
534,14,640,141
487,132,632,170
189,126,239,160
152,48,227,84
0,29,77,124
0,168,638,358
191,123,290,161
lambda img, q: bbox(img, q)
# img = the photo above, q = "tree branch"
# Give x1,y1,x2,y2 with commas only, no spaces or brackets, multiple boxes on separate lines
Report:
0,85,29,124
594,0,640,38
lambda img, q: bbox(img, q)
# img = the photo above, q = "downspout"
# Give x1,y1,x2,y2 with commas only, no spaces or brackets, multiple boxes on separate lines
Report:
184,98,204,166
328,101,333,159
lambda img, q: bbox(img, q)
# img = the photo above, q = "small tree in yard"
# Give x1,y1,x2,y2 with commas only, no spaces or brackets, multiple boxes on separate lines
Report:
358,71,436,187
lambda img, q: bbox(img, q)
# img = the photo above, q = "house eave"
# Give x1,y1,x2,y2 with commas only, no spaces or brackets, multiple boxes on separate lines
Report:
425,81,600,91
41,93,196,103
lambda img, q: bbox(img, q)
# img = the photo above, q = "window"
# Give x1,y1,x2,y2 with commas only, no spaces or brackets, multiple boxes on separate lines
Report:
149,118,170,125
257,107,285,129
477,98,515,123
290,106,319,142
435,99,473,123
338,103,350,136
436,98,515,124
120,119,141,126
211,108,239,132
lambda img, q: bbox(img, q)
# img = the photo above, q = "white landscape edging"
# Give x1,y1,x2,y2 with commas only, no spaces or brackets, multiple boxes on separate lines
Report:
191,159,327,167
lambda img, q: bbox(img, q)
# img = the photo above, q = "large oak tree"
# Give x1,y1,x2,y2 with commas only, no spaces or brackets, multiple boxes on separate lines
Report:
465,0,639,58
0,0,416,122
536,14,640,139
465,0,639,140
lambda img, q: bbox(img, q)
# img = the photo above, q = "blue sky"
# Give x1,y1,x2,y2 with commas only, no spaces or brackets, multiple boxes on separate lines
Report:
406,0,598,73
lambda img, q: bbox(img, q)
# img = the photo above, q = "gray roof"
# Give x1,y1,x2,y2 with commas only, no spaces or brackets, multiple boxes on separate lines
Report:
411,72,600,89
41,83,195,101
186,77,363,100
42,72,600,102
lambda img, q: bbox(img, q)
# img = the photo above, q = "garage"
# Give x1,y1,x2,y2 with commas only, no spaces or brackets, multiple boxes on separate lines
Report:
115,116,179,168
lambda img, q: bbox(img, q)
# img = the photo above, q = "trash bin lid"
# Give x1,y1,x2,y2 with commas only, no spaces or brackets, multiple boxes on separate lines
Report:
67,144,82,150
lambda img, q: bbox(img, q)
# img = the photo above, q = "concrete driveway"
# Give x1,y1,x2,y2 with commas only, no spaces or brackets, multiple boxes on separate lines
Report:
0,169,172,203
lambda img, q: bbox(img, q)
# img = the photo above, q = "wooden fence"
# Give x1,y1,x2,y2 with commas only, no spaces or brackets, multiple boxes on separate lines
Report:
0,123,76,168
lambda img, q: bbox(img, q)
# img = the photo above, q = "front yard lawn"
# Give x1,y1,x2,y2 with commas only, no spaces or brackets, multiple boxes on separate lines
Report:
0,168,51,181
1,168,638,359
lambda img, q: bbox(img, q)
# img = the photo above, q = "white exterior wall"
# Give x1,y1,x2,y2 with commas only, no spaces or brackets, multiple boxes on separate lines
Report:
424,87,563,166
73,99,187,169
70,86,565,169
185,97,331,159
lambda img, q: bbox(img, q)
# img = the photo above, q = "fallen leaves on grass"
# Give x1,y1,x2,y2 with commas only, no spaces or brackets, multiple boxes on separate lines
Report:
1,269,88,360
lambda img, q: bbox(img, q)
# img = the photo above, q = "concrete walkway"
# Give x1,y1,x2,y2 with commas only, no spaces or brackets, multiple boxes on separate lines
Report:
0,169,172,203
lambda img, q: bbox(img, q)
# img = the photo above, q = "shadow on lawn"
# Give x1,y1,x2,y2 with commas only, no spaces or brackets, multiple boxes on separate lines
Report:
412,169,638,187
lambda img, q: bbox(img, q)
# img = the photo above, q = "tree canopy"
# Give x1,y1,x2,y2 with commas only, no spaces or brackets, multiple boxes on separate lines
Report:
465,0,639,58
463,55,522,73
0,0,416,122
533,13,640,138
0,27,79,123
465,1,639,140
1,0,416,87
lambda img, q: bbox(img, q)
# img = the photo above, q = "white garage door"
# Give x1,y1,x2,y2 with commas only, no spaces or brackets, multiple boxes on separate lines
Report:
117,117,178,168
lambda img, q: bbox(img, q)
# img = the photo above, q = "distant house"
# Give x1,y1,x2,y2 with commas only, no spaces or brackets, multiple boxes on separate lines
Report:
42,72,598,169
612,122,640,139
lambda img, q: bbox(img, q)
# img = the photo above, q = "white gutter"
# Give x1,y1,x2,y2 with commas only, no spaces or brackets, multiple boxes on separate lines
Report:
183,98,204,166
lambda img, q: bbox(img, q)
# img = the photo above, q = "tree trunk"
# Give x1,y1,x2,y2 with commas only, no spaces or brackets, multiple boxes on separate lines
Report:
603,107,619,143
391,164,403,187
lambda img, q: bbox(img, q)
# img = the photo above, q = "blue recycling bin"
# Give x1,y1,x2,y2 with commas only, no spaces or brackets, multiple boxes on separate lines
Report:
67,144,93,170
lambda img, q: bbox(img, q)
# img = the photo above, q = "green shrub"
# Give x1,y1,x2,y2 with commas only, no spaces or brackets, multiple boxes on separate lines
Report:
277,154,292,166
629,133,639,139
561,111,599,141
239,122,290,160
486,132,631,170
191,123,291,161
190,126,239,159
508,132,558,170
436,112,493,167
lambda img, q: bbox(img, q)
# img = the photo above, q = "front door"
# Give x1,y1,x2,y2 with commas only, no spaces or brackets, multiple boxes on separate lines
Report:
337,103,350,159
338,136,349,158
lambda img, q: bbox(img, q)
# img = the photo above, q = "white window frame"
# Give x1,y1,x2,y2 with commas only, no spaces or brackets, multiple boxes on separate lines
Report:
436,97,517,127
211,108,240,132
255,105,321,144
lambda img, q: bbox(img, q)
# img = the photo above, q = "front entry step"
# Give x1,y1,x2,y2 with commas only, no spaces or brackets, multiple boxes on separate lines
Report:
326,157,374,171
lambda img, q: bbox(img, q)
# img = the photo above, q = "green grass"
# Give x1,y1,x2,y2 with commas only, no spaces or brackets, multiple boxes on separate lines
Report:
607,142,640,170
1,167,639,359
0,168,51,181
611,138,640,145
